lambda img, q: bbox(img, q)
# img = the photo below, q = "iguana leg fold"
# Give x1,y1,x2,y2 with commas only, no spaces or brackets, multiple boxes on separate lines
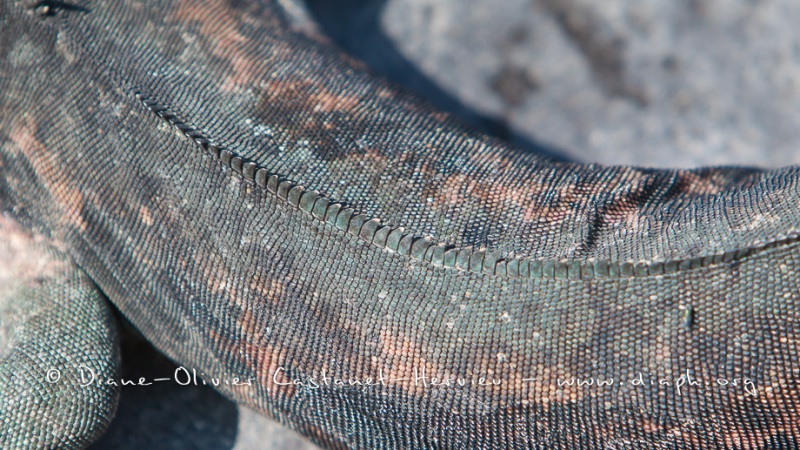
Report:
0,213,120,449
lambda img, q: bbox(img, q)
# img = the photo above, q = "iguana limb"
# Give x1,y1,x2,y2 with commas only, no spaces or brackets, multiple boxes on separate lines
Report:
0,214,119,449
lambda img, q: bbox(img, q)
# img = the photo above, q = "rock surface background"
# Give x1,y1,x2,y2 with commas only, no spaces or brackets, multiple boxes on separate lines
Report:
88,0,800,448
311,0,800,167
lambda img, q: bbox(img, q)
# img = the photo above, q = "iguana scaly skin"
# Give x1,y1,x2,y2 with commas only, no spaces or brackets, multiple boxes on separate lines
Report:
0,215,119,447
2,0,800,448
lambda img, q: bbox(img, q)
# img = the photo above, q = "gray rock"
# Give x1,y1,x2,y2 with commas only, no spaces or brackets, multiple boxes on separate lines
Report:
312,0,800,167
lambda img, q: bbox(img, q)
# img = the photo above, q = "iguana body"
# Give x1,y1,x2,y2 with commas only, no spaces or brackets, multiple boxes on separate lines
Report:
1,0,799,448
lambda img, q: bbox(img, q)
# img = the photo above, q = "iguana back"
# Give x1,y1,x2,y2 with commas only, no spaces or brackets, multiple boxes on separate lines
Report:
1,0,799,448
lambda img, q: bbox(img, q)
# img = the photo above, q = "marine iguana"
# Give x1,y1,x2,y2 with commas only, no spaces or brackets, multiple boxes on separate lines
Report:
1,0,799,448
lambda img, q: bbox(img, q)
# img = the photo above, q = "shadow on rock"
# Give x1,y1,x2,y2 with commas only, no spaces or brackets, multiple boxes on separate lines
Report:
306,0,570,162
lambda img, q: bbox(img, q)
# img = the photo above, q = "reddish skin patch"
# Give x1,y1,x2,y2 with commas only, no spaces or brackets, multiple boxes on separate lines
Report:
0,215,66,287
0,215,68,359
372,325,532,401
258,77,363,116
249,276,288,306
674,432,706,448
526,365,586,407
436,171,551,222
170,0,281,92
139,205,154,227
438,173,474,207
204,263,238,297
8,118,88,233
722,429,769,449
675,171,731,196
206,326,296,401
244,341,296,398
433,163,737,237
375,328,449,395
